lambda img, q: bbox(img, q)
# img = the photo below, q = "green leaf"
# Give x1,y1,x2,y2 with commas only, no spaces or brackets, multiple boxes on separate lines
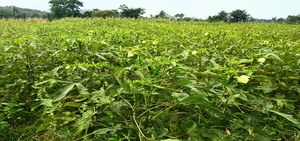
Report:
210,60,221,69
92,124,121,135
74,110,95,135
175,78,191,86
276,99,284,108
134,70,144,79
236,93,248,101
95,52,107,60
255,82,276,93
160,139,181,141
36,117,53,133
172,93,189,102
33,79,55,87
156,128,169,139
186,122,198,136
53,83,76,102
0,121,8,125
255,133,281,141
266,53,283,62
76,83,89,95
50,66,63,77
186,85,203,94
181,94,207,103
269,110,300,127
64,102,77,107
31,99,53,111
239,58,254,64
179,50,189,60
264,101,274,110
78,65,87,71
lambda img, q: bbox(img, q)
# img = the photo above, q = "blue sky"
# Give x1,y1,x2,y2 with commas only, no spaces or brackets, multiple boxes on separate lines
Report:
1,0,300,19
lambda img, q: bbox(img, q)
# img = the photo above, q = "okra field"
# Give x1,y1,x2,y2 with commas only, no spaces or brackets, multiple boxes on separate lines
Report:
0,18,300,141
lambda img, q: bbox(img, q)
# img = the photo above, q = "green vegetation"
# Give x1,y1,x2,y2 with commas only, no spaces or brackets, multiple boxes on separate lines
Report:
0,18,300,140
0,6,48,19
49,0,83,19
2,0,300,23
118,4,145,19
91,10,120,19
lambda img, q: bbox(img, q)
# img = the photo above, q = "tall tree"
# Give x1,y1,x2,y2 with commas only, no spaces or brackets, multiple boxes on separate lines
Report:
0,7,13,19
154,10,169,18
49,0,83,19
13,6,16,18
175,13,184,20
229,9,249,22
118,4,145,18
216,11,229,22
208,10,229,22
286,15,300,23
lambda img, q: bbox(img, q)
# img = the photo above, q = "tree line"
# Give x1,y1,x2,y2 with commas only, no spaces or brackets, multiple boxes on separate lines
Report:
1,0,300,24
0,6,48,19
206,10,299,23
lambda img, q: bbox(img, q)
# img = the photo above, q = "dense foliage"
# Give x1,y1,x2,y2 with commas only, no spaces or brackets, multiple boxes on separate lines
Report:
229,9,250,22
286,15,300,24
49,0,83,19
91,10,120,18
118,4,145,19
0,6,48,19
0,18,299,140
208,11,229,22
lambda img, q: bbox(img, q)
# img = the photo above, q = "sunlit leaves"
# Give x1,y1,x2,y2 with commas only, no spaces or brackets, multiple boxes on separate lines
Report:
90,124,121,136
74,110,95,135
269,110,300,127
0,18,299,140
53,83,76,102
171,93,189,102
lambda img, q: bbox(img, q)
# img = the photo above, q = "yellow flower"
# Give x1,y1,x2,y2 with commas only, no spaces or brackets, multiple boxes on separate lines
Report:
127,51,134,57
152,40,158,45
204,32,209,36
262,40,269,45
88,30,94,35
101,41,108,45
226,128,231,136
192,51,198,55
142,40,147,44
258,58,266,63
236,75,250,84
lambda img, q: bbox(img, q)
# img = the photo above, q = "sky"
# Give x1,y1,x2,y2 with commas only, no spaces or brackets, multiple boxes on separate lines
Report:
1,0,300,19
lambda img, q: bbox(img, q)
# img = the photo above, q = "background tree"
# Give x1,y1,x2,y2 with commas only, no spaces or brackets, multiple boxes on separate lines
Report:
208,10,229,22
182,17,192,21
248,16,256,22
49,0,83,19
81,10,92,18
216,11,229,22
154,10,169,18
230,9,249,22
118,4,145,18
0,7,13,19
0,6,47,19
12,6,16,18
276,17,285,23
286,15,300,23
174,13,184,20
66,0,83,17
92,10,119,18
